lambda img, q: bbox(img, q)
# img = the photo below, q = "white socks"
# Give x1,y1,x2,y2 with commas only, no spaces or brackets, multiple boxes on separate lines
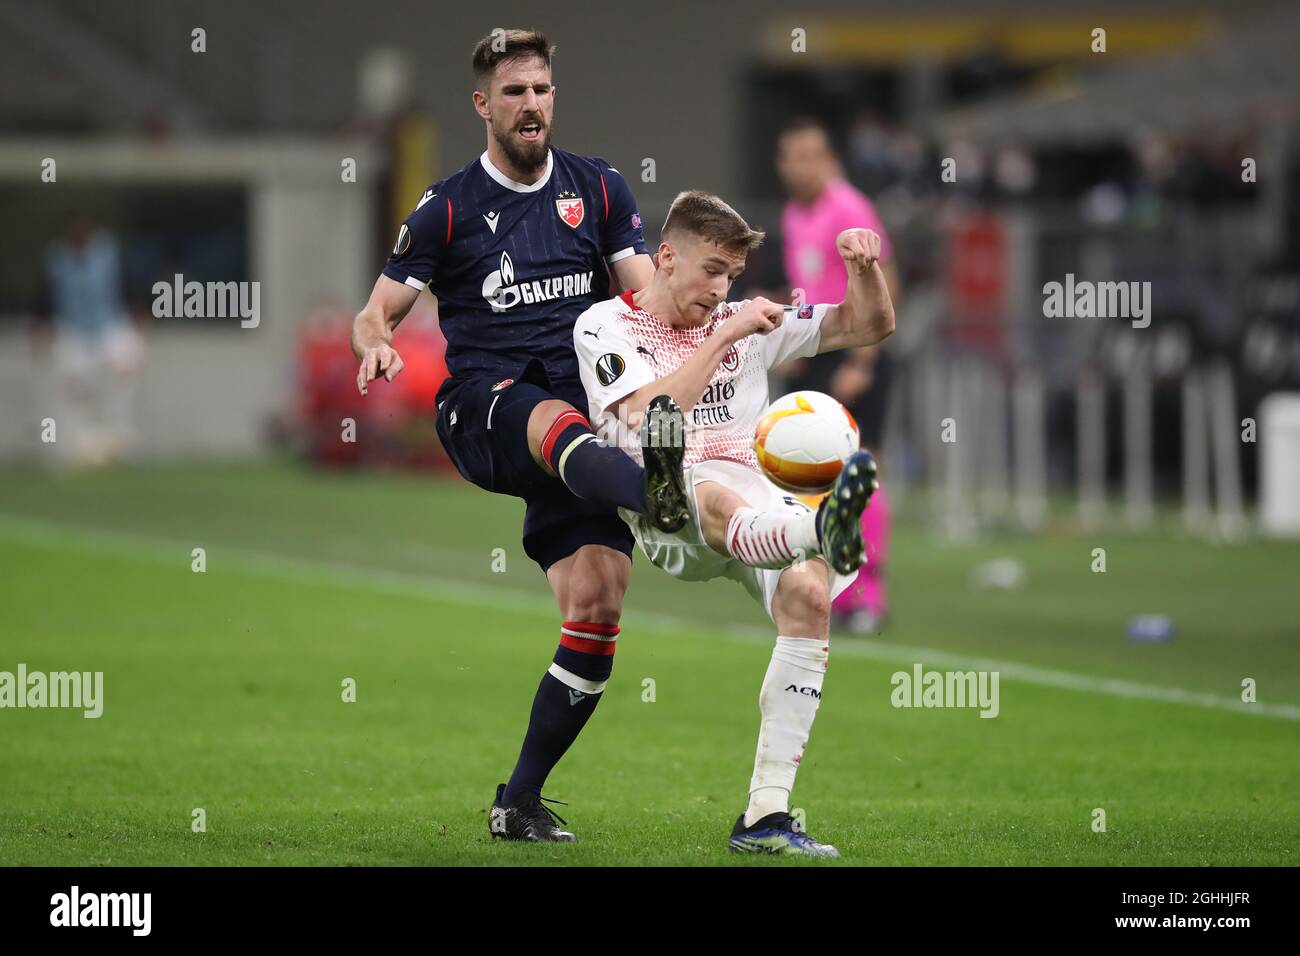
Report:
725,507,818,570
744,636,829,827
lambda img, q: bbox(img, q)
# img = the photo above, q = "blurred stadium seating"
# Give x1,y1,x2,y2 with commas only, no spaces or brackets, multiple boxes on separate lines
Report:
1,0,1297,536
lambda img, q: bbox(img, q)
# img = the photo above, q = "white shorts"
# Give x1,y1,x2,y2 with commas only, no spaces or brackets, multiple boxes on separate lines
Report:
619,458,856,620
54,324,145,380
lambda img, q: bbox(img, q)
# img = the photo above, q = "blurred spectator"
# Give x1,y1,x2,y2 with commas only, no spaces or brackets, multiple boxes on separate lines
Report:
775,118,901,635
40,217,145,467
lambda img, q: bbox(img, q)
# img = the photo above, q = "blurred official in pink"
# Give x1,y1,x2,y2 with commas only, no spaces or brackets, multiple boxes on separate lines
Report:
777,118,899,634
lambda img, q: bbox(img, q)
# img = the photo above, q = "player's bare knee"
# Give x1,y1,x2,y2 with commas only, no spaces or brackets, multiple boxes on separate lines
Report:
564,585,622,625
562,553,628,624
775,568,831,634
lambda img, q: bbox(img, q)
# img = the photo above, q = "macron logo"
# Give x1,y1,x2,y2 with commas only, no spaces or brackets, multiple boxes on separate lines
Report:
416,189,436,210
483,211,500,234
50,886,151,936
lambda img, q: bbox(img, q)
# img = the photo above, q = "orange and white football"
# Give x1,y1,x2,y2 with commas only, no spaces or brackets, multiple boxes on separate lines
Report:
754,390,860,494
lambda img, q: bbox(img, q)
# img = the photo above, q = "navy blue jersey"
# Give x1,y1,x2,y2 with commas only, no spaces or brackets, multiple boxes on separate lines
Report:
383,147,647,388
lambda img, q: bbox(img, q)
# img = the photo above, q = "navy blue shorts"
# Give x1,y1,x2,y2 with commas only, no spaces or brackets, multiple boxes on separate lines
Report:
435,361,635,572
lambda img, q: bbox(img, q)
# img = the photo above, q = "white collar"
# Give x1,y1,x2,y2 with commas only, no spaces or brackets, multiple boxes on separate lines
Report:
479,148,553,193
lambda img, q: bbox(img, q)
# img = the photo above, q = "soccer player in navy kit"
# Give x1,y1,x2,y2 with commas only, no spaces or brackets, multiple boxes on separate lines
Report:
350,30,688,842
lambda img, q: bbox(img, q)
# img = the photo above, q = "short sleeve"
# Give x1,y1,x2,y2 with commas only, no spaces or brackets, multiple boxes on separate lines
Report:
382,185,448,292
593,161,647,265
760,302,830,368
573,304,657,417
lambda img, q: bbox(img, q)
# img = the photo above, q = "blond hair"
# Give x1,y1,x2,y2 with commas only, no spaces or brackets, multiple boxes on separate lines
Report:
661,190,765,254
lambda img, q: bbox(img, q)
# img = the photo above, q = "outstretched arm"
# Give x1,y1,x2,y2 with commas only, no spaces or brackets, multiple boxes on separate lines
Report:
352,274,420,395
815,229,896,354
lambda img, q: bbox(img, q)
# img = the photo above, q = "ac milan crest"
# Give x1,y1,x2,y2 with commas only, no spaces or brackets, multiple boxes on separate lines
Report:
721,344,740,373
490,378,515,392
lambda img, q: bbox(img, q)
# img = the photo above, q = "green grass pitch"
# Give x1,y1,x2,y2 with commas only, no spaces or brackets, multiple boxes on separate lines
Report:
0,463,1296,865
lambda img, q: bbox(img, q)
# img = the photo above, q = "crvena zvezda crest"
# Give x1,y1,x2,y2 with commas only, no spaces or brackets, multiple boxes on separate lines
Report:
556,195,584,228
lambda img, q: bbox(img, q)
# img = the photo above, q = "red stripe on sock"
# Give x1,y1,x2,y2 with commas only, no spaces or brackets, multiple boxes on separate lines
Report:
560,621,619,657
562,620,621,637
559,634,618,656
541,410,592,465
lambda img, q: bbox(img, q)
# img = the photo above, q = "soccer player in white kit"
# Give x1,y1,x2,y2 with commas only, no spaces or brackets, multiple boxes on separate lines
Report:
573,191,895,855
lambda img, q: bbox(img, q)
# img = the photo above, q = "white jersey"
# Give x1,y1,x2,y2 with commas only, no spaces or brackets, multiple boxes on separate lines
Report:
573,290,829,469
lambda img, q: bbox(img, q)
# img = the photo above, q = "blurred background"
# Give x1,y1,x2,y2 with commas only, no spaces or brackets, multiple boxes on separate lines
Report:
2,0,1298,869
2,0,1300,599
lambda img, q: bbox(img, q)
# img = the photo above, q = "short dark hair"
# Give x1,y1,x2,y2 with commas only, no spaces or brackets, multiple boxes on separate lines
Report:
661,191,765,255
471,29,556,88
779,116,832,143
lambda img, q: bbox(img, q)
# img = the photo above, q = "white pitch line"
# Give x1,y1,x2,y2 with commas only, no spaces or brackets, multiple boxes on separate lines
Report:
722,625,1300,721
0,514,684,629
2,513,1297,722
